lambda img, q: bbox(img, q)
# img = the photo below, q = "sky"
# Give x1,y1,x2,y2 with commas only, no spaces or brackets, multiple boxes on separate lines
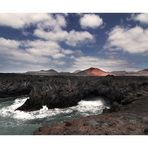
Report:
0,13,148,73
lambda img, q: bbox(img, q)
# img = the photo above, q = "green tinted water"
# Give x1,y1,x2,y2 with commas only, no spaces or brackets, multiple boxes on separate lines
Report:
0,97,106,135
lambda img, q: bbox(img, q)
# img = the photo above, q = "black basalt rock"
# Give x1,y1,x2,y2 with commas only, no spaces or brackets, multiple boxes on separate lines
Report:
17,76,148,112
0,74,148,114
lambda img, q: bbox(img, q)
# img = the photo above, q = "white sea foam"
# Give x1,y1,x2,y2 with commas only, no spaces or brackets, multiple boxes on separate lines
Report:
72,99,105,116
0,97,106,120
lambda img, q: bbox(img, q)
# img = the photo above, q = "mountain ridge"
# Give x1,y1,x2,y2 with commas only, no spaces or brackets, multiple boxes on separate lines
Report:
25,67,148,76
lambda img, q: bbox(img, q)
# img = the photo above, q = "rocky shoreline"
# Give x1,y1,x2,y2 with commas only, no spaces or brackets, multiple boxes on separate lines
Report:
0,74,148,135
33,76,148,135
33,112,147,135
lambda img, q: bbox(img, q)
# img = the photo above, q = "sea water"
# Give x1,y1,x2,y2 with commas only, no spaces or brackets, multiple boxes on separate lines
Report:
0,96,107,135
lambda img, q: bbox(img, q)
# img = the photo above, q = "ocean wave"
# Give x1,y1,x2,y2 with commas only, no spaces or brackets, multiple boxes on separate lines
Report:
0,97,106,120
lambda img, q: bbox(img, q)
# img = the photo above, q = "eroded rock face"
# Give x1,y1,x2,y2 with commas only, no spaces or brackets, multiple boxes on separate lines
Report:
0,74,32,98
0,74,148,135
17,76,148,112
29,76,148,135
17,76,111,111
17,76,98,111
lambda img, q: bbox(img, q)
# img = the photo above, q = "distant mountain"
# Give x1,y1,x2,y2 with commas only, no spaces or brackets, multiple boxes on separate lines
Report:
137,69,148,76
26,67,110,76
58,72,73,76
73,70,81,74
26,69,58,75
111,69,148,76
111,71,128,76
76,67,110,76
26,68,148,76
138,69,148,73
44,69,58,74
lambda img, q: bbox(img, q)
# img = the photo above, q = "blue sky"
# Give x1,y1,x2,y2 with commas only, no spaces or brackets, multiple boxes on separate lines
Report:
0,13,148,72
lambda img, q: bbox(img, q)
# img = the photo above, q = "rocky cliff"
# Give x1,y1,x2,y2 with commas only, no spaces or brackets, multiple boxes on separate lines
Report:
0,73,32,98
30,76,148,135
1,73,148,134
17,76,148,113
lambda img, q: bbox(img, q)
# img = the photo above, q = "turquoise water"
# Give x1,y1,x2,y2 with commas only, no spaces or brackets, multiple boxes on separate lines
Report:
0,97,106,135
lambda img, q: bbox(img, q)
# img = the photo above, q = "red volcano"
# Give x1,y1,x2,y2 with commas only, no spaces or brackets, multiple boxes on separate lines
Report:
77,67,110,76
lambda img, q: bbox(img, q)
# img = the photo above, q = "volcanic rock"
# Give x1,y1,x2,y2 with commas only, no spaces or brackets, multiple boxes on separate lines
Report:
76,67,110,76
33,112,145,135
1,73,148,135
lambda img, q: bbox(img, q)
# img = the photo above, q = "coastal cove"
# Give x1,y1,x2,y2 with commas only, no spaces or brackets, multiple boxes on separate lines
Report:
0,74,148,134
0,96,106,135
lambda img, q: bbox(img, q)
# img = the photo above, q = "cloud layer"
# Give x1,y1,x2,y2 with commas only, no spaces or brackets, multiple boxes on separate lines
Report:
133,13,148,24
0,13,66,29
0,13,95,72
80,14,103,29
66,56,129,72
0,40,73,73
34,29,94,46
0,13,147,72
106,26,148,54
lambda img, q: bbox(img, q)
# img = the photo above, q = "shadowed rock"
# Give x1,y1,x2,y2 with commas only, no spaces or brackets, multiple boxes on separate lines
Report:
17,76,148,113
0,73,148,135
0,73,32,98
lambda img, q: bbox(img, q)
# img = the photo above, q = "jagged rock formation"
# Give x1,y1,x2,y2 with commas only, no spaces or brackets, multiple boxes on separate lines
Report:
0,73,148,135
32,76,148,135
0,73,32,98
17,76,148,112
17,76,103,111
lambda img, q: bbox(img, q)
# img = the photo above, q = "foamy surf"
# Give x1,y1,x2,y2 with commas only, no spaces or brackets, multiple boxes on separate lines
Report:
72,99,106,116
0,97,107,120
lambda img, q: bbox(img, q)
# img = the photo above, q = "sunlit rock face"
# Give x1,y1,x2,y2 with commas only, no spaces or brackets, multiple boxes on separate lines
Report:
77,67,110,76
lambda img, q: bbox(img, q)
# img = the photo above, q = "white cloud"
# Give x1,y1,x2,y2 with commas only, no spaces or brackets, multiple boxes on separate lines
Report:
34,29,94,46
0,14,96,72
66,56,128,72
0,37,135,73
0,37,19,49
106,26,148,54
66,30,94,46
34,29,68,41
0,38,49,64
0,13,94,47
133,13,148,24
80,14,103,29
26,40,74,59
55,15,67,28
0,13,66,29
0,37,75,73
